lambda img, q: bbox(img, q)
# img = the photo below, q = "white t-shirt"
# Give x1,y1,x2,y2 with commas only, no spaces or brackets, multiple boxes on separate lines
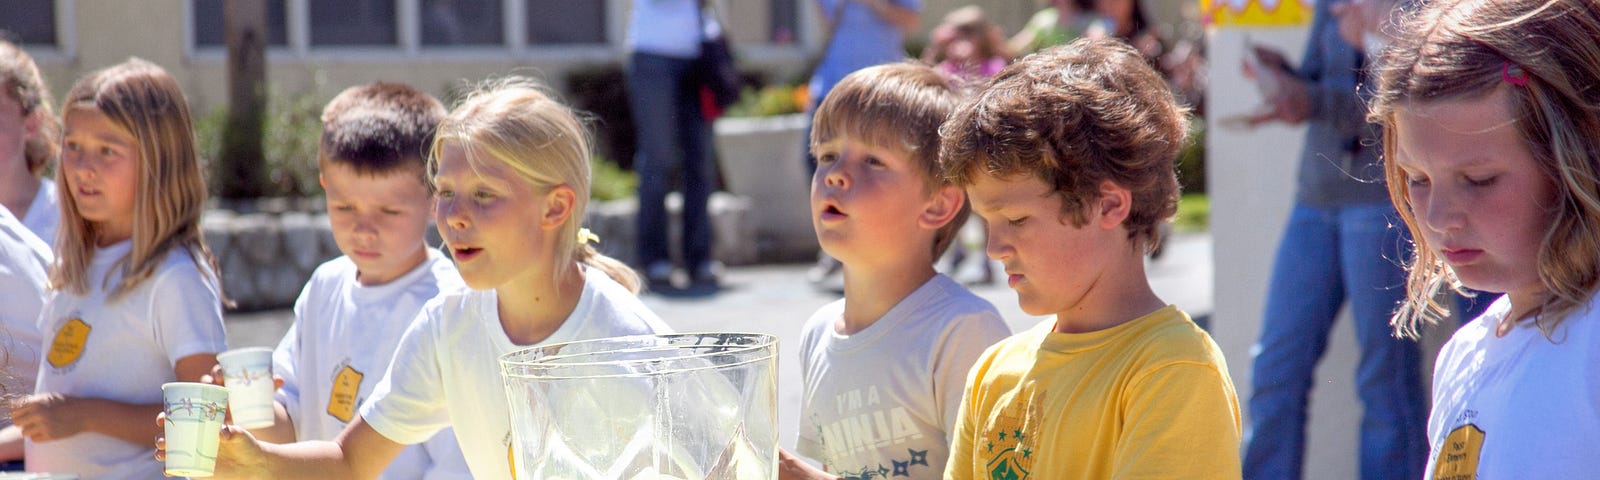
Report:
20,179,59,249
0,208,50,400
274,249,471,480
360,267,671,480
27,241,228,479
1424,294,1600,479
796,274,1010,477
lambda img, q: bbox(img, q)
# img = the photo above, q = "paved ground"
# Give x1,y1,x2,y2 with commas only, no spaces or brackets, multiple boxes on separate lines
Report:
223,232,1214,451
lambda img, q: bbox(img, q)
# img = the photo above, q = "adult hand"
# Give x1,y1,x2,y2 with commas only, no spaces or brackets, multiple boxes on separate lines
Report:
10,394,89,442
1331,1,1368,47
1240,45,1310,126
1331,0,1398,50
1246,68,1312,126
156,415,266,479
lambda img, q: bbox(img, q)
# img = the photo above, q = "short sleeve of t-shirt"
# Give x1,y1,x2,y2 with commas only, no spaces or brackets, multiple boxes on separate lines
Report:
150,259,229,364
273,321,303,416
361,306,451,445
931,309,1010,433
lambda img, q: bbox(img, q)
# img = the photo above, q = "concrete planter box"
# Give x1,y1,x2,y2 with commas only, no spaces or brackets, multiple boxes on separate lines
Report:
714,113,818,263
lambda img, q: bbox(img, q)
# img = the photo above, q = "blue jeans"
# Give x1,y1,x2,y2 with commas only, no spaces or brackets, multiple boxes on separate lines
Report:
1243,203,1424,480
627,52,715,269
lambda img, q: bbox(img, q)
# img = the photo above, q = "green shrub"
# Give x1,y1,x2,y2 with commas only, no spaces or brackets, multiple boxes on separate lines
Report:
590,156,637,202
1177,117,1207,194
195,90,324,198
723,85,804,118
1174,193,1209,232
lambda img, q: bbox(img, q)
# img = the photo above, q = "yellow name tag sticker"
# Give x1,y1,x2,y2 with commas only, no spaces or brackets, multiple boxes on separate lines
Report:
46,318,91,368
1433,423,1485,480
326,365,364,423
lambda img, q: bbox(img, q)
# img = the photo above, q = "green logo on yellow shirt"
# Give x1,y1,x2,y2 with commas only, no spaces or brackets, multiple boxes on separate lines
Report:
982,385,1041,479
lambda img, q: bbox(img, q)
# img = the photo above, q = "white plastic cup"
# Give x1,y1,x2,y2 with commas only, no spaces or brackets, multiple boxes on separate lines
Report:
215,347,276,429
162,382,229,477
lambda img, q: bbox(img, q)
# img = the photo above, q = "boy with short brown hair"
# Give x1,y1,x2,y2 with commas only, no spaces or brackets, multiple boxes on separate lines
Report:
780,62,1011,480
262,82,471,479
940,38,1241,478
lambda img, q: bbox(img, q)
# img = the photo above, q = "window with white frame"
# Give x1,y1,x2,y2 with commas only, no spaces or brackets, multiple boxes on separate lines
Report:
310,0,397,46
767,0,798,45
190,0,802,53
525,0,605,45
193,0,289,47
421,0,504,46
0,0,57,46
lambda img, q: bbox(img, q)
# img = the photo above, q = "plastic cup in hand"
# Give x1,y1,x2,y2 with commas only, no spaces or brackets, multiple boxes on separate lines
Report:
162,382,229,477
215,347,276,429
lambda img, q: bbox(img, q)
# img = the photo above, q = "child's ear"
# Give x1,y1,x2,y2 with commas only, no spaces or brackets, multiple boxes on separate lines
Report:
540,184,578,230
318,174,326,189
1094,180,1132,230
918,185,966,231
22,111,38,139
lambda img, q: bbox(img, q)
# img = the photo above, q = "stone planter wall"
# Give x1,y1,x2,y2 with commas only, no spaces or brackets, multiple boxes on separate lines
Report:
714,113,819,263
202,209,340,311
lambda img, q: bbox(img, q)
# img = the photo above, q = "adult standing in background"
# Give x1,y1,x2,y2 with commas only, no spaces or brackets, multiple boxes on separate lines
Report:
1239,0,1425,478
0,40,61,248
627,0,722,290
805,0,919,285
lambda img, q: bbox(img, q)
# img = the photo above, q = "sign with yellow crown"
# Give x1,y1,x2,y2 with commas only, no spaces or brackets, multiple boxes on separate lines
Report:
1202,0,1313,26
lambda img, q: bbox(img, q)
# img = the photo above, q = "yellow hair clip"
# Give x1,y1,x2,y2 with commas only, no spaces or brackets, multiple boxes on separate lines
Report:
577,227,600,245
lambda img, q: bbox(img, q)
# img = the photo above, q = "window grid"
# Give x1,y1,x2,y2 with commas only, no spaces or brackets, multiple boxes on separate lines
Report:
185,0,804,58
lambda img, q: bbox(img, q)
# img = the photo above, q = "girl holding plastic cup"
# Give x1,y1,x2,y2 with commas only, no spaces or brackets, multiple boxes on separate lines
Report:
157,78,669,480
8,58,229,478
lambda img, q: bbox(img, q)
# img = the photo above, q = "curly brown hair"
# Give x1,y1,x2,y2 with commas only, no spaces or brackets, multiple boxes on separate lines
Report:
0,39,59,177
939,38,1188,251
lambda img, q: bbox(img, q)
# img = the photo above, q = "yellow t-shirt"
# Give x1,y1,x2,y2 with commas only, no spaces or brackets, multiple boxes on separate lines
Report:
945,306,1241,479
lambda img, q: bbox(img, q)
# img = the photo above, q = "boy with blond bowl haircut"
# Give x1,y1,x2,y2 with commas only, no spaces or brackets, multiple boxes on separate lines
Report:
780,62,1012,480
939,39,1240,479
261,82,470,479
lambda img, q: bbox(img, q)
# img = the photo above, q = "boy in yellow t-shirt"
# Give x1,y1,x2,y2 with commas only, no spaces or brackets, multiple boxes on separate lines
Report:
939,38,1241,479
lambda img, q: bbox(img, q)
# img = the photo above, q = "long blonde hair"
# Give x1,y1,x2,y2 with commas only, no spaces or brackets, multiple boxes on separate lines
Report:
52,58,228,303
428,77,640,293
1368,0,1600,337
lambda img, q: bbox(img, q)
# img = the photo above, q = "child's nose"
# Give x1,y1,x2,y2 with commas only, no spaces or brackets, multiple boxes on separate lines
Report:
822,166,849,190
1421,190,1466,234
438,198,469,229
984,233,1011,261
353,217,378,237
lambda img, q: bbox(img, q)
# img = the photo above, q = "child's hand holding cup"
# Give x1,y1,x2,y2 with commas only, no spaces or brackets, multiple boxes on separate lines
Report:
215,347,277,429
161,382,229,477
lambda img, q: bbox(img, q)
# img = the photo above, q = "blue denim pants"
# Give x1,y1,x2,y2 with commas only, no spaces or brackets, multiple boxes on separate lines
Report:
1243,203,1424,480
626,51,715,269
